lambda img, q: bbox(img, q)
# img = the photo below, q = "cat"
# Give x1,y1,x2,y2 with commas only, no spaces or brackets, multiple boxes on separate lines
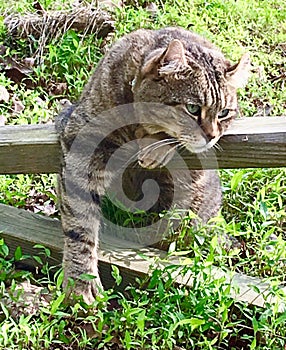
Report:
55,26,251,304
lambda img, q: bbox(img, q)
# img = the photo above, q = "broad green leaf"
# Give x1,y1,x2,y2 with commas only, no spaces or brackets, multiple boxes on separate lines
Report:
50,293,65,315
173,317,205,332
14,246,22,261
136,310,146,333
111,265,122,286
230,171,244,191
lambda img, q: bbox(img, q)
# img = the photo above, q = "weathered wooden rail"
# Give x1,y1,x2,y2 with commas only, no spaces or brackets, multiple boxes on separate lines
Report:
1,202,281,308
0,116,286,174
0,116,286,308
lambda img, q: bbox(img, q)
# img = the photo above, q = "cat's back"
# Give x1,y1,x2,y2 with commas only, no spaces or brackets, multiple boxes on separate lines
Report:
59,26,225,140
108,26,218,55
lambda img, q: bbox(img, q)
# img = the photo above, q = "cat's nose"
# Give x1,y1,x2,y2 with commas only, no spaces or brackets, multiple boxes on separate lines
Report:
201,121,220,142
205,133,216,141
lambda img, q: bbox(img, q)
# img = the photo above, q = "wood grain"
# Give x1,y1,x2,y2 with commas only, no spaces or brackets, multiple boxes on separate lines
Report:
0,116,285,174
0,203,284,308
0,124,60,174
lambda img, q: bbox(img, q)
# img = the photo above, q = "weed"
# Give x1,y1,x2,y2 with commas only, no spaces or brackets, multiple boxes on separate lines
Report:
0,239,285,349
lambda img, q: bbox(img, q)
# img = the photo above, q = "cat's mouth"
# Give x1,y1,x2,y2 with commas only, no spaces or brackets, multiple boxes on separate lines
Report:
136,127,222,169
188,136,220,154
137,136,220,170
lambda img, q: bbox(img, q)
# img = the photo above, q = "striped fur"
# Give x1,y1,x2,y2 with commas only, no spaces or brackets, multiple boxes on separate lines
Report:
56,27,250,304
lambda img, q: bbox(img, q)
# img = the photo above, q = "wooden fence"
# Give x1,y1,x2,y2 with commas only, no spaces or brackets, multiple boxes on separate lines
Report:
0,116,286,308
1,117,286,174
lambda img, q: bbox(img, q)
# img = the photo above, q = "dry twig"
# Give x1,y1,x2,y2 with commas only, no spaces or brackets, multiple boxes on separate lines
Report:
4,5,114,61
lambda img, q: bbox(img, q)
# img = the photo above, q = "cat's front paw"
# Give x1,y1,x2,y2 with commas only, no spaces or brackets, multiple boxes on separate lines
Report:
64,278,103,305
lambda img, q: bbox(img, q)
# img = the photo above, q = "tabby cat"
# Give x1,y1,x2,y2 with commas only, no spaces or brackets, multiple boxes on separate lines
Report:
56,27,251,304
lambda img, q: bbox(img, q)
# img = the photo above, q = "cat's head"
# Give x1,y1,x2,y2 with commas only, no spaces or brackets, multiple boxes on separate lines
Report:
132,38,251,169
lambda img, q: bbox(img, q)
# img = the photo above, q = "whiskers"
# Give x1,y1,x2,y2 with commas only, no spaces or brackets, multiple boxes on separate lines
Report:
120,133,223,171
213,142,223,152
142,138,180,154
179,135,223,155
122,137,180,169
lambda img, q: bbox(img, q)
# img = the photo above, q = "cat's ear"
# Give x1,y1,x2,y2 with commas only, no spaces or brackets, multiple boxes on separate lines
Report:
158,40,189,77
226,53,251,88
141,39,187,77
161,39,188,66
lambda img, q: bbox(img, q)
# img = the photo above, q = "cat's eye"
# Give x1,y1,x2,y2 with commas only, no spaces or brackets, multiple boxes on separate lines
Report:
218,109,230,119
186,104,201,116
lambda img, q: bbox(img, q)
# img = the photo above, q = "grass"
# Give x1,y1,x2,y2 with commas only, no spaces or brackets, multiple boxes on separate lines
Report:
0,0,285,348
1,240,286,349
